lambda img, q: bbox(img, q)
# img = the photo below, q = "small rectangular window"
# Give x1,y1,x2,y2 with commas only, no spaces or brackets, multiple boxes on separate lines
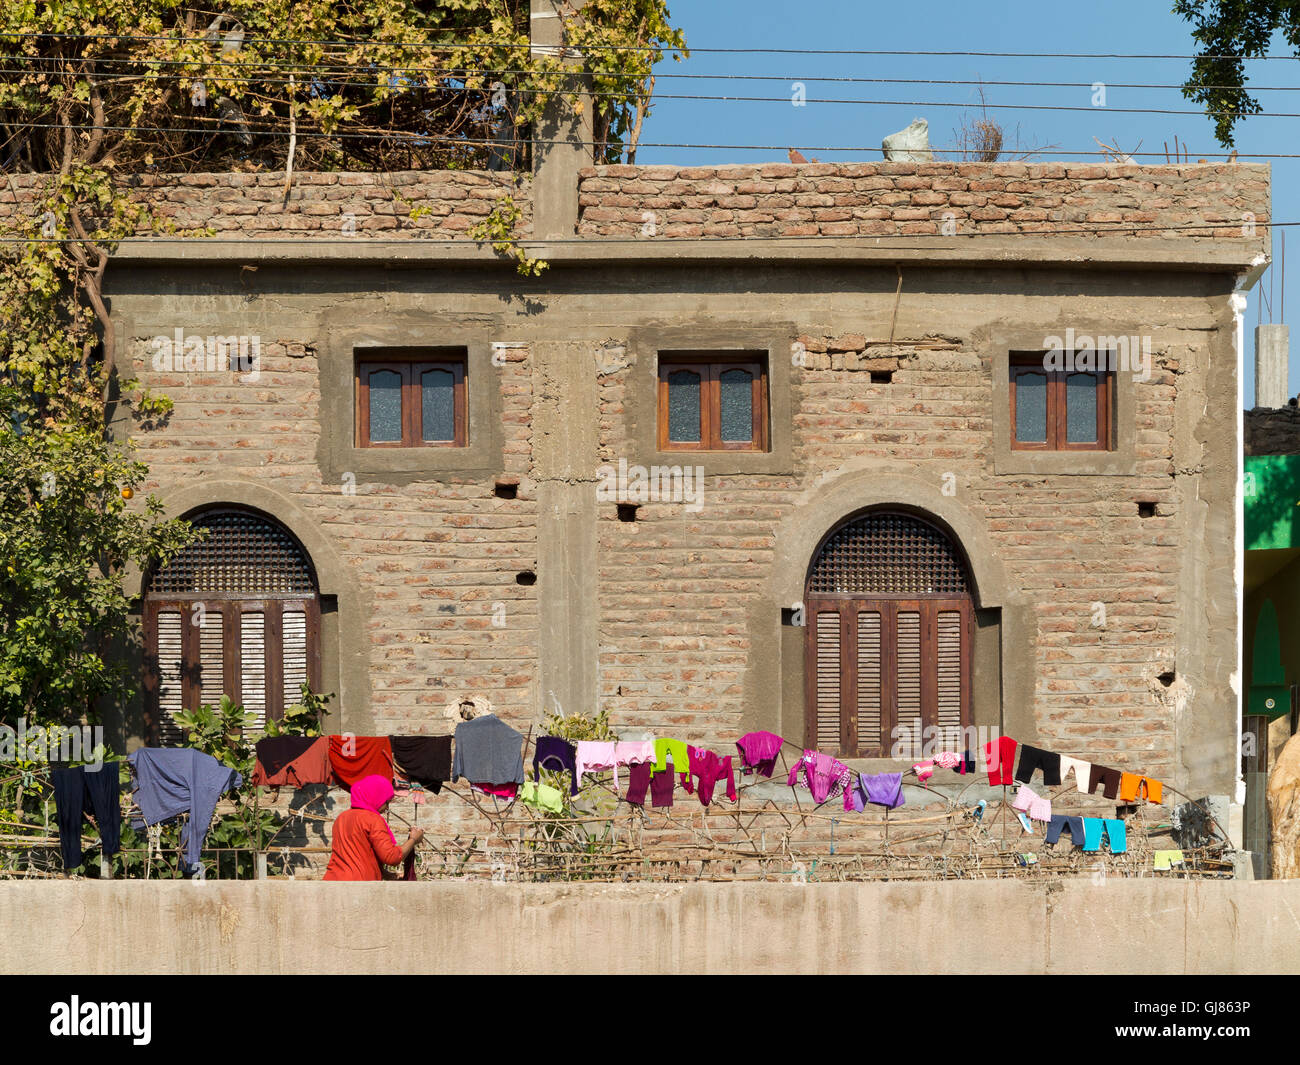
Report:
1009,354,1112,451
355,349,467,448
658,354,768,452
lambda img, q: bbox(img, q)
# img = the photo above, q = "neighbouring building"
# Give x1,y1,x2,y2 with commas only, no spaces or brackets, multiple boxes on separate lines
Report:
1244,322,1299,872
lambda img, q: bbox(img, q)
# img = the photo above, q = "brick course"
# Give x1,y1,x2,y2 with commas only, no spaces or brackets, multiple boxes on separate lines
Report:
577,162,1269,243
0,170,531,240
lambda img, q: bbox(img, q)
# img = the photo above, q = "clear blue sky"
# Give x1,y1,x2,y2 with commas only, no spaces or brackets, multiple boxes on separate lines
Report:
635,0,1300,407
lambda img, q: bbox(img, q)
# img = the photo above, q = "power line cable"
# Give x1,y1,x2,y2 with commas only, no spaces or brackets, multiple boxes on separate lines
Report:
6,64,1300,115
0,119,1273,158
6,31,1300,61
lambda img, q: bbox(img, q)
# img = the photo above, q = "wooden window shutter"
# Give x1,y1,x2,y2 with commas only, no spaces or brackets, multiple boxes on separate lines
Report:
896,610,923,758
198,610,225,710
156,611,185,745
805,512,973,758
936,609,964,741
144,509,320,743
282,609,309,709
814,609,842,752
240,611,268,732
856,609,883,753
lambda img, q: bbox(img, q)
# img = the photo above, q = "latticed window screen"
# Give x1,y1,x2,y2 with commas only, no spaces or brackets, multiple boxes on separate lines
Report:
806,511,972,758
807,511,969,596
144,510,319,743
148,511,316,595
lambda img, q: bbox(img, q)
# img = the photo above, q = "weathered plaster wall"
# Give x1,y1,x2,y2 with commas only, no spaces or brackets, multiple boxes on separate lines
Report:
108,257,1238,795
1,880,1293,974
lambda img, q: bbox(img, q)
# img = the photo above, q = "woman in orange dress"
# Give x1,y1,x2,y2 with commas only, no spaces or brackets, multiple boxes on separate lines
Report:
323,775,423,881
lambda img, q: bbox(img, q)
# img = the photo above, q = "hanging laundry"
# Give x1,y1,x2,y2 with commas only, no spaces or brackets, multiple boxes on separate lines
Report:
1153,849,1185,871
1118,772,1163,804
1014,744,1062,787
984,735,1017,786
653,737,690,774
451,714,524,787
844,772,904,811
1081,817,1128,854
935,749,977,775
912,760,935,783
51,763,122,872
1044,814,1086,847
328,735,394,788
787,750,853,805
735,731,784,777
1172,800,1213,849
1059,755,1092,794
1086,764,1122,800
1011,783,1052,822
520,780,565,814
614,740,656,774
678,747,737,806
625,761,674,808
575,741,620,791
472,782,519,801
128,748,242,871
389,735,452,794
532,736,579,795
252,736,331,788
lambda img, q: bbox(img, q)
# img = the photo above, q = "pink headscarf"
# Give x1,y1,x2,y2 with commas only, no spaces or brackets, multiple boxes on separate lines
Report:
350,775,397,846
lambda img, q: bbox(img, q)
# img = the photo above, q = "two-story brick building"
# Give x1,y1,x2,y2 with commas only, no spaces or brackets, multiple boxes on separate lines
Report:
7,130,1260,857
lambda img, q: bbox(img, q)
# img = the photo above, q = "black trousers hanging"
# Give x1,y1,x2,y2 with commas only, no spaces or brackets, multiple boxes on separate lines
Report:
51,765,122,871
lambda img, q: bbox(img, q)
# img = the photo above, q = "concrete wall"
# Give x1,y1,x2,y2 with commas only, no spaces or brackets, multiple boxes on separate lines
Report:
1,880,1295,974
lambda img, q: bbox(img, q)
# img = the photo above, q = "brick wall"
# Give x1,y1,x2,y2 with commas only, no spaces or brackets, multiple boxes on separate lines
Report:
595,335,1183,777
130,338,539,733
577,161,1269,243
1246,405,1300,455
1,170,530,239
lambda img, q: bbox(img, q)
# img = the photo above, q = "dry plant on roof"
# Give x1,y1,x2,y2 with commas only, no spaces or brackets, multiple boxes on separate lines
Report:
949,85,1057,163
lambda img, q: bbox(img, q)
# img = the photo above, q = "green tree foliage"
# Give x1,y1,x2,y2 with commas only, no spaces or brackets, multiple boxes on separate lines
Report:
0,1,684,424
0,418,195,728
0,2,684,728
1175,0,1300,147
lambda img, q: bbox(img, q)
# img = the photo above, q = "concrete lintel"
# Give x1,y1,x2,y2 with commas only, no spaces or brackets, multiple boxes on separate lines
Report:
107,235,1269,275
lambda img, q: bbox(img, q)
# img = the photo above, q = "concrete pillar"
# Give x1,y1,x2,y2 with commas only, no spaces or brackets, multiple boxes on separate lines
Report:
530,0,592,239
532,342,599,720
1255,323,1290,407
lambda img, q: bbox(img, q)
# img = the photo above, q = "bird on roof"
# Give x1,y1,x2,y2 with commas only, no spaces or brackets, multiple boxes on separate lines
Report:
788,148,808,163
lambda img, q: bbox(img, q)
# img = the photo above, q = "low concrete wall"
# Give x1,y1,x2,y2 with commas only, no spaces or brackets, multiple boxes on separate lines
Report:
2,880,1295,974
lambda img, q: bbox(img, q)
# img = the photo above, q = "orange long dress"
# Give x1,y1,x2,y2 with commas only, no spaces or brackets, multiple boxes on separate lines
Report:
322,809,404,881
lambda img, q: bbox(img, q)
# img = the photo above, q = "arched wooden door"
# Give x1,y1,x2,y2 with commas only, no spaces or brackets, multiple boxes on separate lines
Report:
143,508,321,744
804,510,972,758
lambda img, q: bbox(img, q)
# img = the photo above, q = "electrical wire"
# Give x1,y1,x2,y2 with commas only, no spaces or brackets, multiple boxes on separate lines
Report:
4,53,1300,94
2,32,1300,60
0,119,1269,159
3,64,1300,119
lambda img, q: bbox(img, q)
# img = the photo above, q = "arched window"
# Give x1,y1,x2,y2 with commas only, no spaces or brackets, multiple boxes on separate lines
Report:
805,510,972,758
143,508,321,744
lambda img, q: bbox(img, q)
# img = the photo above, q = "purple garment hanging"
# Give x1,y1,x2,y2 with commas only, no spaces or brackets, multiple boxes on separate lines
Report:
787,750,852,804
735,731,784,777
844,772,905,811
